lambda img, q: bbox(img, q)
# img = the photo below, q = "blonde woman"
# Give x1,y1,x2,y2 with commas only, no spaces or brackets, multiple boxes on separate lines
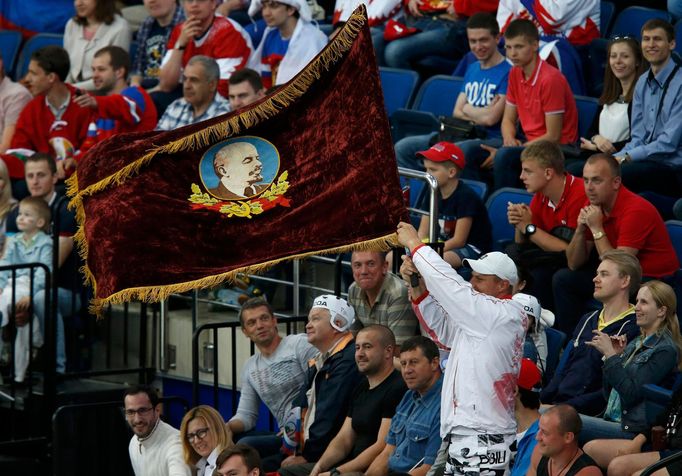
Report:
180,405,234,476
582,280,682,470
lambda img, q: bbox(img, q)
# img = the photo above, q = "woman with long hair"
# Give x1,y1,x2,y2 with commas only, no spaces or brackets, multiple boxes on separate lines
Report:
579,37,647,157
0,161,17,252
581,280,681,471
63,0,131,90
180,405,234,476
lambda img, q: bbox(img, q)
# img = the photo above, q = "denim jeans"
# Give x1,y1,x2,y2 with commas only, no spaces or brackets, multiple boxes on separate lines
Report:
236,430,283,471
384,17,466,69
33,288,81,374
578,414,635,446
394,133,434,170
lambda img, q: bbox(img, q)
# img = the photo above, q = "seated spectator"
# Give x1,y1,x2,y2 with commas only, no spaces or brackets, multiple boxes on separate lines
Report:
64,0,132,91
365,335,442,476
227,68,266,111
497,0,600,47
227,297,317,468
0,51,32,154
415,142,491,269
158,0,252,107
278,295,362,470
124,385,191,476
394,12,509,173
74,46,157,148
347,251,417,348
332,0,400,61
527,405,601,476
553,154,679,334
474,19,578,191
131,0,185,90
0,197,52,384
591,361,682,475
541,250,640,415
579,280,682,442
10,47,91,167
381,0,497,70
215,444,264,476
507,141,585,310
513,293,550,370
6,154,81,374
156,56,231,131
576,37,645,167
614,19,682,197
180,405,234,476
247,0,327,89
510,358,543,476
0,161,17,250
281,325,406,476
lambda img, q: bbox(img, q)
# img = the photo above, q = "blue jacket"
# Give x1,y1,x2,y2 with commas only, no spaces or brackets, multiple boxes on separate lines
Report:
541,309,639,415
603,329,680,434
511,419,539,476
294,334,362,462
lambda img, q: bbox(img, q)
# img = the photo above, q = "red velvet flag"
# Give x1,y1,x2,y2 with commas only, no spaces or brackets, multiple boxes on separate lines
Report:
67,6,408,314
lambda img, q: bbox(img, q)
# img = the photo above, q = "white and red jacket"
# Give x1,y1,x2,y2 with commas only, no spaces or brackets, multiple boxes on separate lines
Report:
411,245,526,437
497,0,600,46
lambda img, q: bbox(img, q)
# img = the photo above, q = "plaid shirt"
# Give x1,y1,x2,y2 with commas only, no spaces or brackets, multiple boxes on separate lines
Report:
132,6,186,79
348,272,418,345
156,95,231,131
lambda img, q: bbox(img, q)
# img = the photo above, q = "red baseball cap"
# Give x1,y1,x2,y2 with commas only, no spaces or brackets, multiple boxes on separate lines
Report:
383,19,419,41
416,142,466,169
517,358,542,392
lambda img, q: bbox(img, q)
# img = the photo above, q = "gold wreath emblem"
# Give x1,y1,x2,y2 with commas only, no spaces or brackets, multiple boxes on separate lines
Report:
188,171,290,219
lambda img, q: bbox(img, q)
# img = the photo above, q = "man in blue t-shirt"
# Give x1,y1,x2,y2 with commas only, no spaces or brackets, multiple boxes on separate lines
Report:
510,358,542,476
394,12,510,173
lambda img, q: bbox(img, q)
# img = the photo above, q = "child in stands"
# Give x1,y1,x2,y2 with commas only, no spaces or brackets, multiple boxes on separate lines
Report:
0,197,52,383
416,142,491,268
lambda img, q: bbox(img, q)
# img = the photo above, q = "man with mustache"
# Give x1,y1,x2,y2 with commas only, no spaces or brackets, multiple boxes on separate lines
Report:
209,141,269,200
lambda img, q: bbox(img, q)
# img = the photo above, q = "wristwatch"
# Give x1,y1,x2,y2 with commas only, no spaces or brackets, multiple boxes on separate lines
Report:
330,468,341,476
593,231,605,240
524,224,537,237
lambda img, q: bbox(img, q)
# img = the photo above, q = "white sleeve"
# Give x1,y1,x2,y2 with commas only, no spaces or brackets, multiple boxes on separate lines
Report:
414,294,453,350
167,437,192,476
412,245,504,339
532,0,598,30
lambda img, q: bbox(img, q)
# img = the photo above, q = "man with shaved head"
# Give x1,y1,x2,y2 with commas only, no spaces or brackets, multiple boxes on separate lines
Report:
209,141,268,200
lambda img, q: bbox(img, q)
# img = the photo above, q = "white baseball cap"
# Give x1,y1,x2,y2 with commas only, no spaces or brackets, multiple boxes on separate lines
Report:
311,294,355,332
512,293,541,321
463,252,518,286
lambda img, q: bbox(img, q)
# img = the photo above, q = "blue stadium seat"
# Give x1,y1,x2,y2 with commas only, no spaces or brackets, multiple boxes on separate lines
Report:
461,178,488,200
485,187,532,251
14,33,64,79
390,75,462,142
543,328,568,384
0,30,22,79
600,1,616,37
379,67,419,116
610,7,672,40
575,95,600,138
411,75,463,116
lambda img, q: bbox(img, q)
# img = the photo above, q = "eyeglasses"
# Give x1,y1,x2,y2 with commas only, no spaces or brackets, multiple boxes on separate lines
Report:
187,427,210,442
610,35,634,42
125,407,154,418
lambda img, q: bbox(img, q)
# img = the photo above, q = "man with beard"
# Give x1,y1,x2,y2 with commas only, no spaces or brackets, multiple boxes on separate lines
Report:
124,385,190,476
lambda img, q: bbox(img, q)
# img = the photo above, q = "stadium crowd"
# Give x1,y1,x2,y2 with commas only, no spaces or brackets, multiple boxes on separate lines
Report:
1,0,682,475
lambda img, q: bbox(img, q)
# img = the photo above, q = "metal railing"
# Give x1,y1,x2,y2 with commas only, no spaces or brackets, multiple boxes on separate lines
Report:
191,315,308,410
